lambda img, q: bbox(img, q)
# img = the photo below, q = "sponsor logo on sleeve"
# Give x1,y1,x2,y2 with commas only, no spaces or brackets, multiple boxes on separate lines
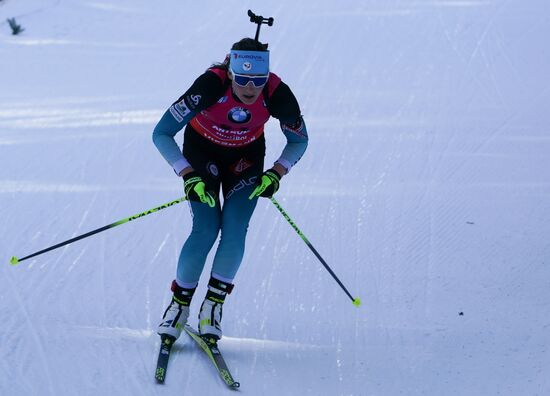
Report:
281,117,307,138
186,94,202,109
169,106,183,122
169,100,191,122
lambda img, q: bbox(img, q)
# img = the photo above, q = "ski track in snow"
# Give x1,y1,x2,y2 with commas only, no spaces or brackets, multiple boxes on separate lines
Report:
1,0,550,395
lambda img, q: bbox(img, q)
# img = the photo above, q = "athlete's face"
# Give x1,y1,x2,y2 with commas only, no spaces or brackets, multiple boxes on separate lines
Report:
229,72,264,105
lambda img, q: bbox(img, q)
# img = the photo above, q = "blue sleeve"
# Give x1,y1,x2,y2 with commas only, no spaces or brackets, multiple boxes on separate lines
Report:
276,116,309,171
152,104,196,175
152,70,226,175
265,81,308,172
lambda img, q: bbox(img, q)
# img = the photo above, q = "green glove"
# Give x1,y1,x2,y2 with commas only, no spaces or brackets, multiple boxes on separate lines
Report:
183,171,216,207
249,169,281,199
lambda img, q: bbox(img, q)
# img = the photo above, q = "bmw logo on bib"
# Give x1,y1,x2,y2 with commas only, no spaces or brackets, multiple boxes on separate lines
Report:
228,107,251,124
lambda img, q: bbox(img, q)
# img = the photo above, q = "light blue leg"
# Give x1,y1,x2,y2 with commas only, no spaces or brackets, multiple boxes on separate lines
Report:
211,185,258,281
177,200,221,284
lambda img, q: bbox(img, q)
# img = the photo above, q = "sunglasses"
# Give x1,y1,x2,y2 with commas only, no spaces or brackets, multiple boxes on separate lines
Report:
232,73,269,88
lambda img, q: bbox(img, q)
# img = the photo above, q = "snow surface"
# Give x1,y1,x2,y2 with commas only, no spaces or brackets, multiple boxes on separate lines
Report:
1,1,550,395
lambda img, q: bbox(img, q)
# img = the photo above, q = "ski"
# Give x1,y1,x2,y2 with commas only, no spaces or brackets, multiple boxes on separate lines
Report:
184,325,240,389
155,335,176,383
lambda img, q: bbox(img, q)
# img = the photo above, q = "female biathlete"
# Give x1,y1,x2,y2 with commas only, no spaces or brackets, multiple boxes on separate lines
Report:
153,37,308,341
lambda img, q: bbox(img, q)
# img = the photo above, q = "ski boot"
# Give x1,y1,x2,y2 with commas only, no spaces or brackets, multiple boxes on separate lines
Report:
198,277,234,341
158,280,196,340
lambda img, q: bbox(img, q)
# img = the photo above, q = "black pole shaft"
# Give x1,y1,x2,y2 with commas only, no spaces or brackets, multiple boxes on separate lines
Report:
11,197,186,265
303,235,356,302
17,224,114,262
270,197,360,306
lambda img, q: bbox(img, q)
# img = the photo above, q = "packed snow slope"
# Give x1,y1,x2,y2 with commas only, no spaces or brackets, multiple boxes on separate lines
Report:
1,1,549,395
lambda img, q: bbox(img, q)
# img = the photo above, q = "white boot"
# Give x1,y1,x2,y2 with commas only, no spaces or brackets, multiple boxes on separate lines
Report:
198,277,233,340
158,280,195,339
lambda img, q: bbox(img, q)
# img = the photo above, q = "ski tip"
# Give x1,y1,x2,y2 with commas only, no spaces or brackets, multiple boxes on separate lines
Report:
352,297,361,307
10,256,19,266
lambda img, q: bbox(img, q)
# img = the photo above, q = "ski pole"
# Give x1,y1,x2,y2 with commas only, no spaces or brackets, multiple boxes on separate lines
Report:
10,197,186,266
269,197,361,307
